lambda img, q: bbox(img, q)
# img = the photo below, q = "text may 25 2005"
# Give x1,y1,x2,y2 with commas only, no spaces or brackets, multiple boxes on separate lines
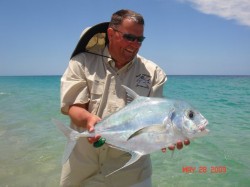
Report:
182,166,227,174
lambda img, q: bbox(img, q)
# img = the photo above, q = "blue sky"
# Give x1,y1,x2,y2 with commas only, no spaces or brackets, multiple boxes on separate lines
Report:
0,0,249,75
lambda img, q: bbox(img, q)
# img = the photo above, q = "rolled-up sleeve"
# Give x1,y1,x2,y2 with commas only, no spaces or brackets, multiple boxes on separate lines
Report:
60,54,90,115
149,66,167,97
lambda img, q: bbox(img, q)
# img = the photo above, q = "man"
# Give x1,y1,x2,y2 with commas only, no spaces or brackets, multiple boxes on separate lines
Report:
60,9,189,187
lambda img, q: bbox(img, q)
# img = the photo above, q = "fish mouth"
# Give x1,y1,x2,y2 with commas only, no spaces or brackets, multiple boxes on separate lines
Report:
198,121,209,132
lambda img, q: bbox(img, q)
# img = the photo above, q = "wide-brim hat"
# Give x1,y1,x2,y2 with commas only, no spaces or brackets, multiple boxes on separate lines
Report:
71,22,109,59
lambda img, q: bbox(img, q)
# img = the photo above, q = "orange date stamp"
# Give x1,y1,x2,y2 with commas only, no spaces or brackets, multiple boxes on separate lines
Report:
182,166,227,174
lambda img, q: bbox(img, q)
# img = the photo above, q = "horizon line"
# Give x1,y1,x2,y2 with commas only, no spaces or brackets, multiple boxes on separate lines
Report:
0,74,250,77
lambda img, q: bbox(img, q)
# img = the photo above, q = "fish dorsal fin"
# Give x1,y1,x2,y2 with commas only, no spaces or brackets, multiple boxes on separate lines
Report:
127,124,166,140
105,151,142,177
122,85,139,103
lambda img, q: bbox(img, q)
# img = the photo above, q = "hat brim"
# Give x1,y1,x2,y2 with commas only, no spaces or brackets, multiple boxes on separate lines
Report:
71,22,109,59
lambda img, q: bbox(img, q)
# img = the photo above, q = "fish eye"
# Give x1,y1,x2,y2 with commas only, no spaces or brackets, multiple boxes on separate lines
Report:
188,110,194,119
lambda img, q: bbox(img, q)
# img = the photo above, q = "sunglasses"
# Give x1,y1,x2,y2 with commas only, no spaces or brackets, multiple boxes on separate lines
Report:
112,28,145,43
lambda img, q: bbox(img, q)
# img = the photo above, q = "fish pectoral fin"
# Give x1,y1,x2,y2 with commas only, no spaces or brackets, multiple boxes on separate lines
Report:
127,124,166,140
105,151,142,177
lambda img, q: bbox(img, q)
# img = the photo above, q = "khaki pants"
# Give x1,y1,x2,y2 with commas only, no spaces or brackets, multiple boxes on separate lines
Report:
60,138,152,187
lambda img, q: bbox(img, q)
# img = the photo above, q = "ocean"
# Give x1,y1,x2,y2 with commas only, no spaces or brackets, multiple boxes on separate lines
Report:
0,75,249,187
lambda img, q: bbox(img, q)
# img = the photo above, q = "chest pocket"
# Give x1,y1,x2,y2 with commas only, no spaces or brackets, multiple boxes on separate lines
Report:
88,78,105,114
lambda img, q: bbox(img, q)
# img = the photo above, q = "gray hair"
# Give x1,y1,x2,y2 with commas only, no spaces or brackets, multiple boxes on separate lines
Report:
109,9,144,29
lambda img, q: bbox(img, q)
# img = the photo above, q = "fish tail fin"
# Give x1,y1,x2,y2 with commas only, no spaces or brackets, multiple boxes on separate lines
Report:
52,119,82,164
105,151,142,177
52,118,82,140
61,139,77,164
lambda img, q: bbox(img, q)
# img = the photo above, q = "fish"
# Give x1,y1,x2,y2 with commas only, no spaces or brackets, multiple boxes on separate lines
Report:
53,85,209,176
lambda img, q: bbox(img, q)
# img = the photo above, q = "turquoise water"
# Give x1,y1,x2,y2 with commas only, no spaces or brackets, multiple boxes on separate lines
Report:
0,76,249,187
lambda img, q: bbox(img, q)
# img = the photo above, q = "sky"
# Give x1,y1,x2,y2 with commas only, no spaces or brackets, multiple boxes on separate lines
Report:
0,0,250,76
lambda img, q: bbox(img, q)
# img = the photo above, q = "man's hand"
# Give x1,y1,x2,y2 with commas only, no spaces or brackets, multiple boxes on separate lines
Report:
86,114,101,144
68,104,101,144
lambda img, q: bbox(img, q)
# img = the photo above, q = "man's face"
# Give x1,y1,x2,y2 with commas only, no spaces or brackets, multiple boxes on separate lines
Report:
108,18,144,68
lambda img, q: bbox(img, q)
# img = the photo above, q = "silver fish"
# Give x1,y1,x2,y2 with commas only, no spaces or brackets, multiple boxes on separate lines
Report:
53,85,209,176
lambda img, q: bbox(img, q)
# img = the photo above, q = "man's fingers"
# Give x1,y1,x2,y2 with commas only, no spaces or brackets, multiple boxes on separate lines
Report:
176,141,183,150
184,139,190,146
165,139,190,152
88,135,101,144
161,148,167,153
168,145,175,151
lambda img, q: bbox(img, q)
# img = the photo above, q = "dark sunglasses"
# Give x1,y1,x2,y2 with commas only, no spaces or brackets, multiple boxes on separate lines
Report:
112,28,145,43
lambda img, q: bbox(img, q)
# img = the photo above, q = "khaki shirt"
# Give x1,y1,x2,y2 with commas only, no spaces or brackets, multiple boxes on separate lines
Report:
60,46,167,187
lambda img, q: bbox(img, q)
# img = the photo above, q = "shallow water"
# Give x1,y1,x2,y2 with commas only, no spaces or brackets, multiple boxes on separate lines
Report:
0,75,249,187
